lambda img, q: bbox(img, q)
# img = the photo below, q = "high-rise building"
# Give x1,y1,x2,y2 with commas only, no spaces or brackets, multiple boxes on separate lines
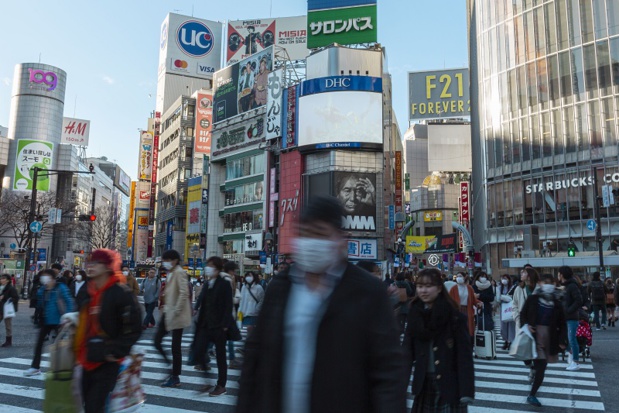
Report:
469,0,619,272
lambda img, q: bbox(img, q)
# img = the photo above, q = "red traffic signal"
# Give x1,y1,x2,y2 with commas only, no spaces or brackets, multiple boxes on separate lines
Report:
78,214,97,222
89,214,96,222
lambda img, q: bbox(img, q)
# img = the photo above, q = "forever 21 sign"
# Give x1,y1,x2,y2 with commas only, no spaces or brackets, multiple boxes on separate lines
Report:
212,117,264,159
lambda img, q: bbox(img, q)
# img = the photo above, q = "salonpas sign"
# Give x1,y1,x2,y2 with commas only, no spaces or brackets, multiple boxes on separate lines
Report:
526,173,619,193
307,4,377,49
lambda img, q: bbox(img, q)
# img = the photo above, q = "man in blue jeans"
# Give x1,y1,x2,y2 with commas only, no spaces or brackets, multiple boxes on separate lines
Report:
141,268,160,329
558,266,583,371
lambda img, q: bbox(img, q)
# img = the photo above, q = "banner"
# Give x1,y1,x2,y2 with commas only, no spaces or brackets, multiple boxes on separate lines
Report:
266,69,284,140
425,233,457,253
283,84,298,148
409,68,470,120
459,182,470,249
226,16,308,65
195,93,213,154
13,139,54,191
307,4,377,49
211,116,265,160
213,47,274,123
138,131,153,181
424,211,443,222
347,238,377,260
135,210,149,261
136,181,151,208
61,117,90,146
333,172,377,232
406,236,437,254
127,181,136,249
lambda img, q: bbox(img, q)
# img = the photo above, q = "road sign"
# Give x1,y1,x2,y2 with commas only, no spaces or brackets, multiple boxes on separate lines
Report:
428,254,440,267
388,205,395,230
586,219,597,231
9,243,16,250
29,221,42,233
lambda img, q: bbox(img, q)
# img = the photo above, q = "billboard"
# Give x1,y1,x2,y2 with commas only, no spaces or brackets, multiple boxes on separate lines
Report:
138,131,153,181
61,117,90,146
406,236,437,254
211,116,265,160
427,124,472,172
158,13,222,79
114,165,131,197
136,181,151,209
266,69,284,140
425,233,457,254
424,211,443,222
226,16,308,65
135,210,149,261
127,181,136,249
213,47,274,123
409,68,470,120
282,84,299,148
347,238,377,260
195,92,213,154
308,0,376,10
185,176,203,261
13,139,54,191
278,151,302,254
395,151,402,230
307,4,377,49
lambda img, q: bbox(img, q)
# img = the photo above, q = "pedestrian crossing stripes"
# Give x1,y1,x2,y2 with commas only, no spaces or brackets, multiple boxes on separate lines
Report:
0,323,606,412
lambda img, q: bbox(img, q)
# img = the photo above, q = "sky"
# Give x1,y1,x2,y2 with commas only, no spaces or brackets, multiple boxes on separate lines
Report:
0,0,467,181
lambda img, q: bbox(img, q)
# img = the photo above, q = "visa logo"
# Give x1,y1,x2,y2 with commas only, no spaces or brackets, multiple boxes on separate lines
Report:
198,65,215,74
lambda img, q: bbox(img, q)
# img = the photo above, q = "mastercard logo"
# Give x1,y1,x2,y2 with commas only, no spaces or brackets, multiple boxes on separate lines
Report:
174,60,188,69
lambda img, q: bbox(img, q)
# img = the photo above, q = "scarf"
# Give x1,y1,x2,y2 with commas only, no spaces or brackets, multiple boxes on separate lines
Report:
76,273,121,371
532,286,557,307
408,295,455,341
475,279,491,290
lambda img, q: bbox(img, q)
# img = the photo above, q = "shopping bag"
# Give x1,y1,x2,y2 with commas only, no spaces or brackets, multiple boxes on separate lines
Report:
44,370,79,413
500,301,514,322
509,325,538,360
105,350,145,413
3,299,15,319
50,323,76,372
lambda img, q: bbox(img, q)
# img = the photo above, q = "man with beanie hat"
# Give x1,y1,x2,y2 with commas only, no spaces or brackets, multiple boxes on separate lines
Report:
236,196,407,413
73,249,142,413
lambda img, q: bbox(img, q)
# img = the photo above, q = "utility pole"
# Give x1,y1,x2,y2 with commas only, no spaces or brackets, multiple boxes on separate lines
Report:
593,167,605,274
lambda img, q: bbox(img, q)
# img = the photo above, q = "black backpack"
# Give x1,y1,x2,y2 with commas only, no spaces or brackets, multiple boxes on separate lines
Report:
591,281,605,302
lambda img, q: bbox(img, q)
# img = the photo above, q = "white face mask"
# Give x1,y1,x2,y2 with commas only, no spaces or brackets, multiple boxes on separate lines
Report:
541,284,556,294
75,275,83,282
122,271,129,276
479,277,487,283
205,267,216,278
273,270,279,276
293,237,340,274
40,275,52,285
456,276,465,285
501,279,509,285
246,276,254,284
162,262,173,270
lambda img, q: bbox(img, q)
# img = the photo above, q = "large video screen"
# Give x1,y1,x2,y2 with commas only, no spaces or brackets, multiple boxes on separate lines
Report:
297,91,382,147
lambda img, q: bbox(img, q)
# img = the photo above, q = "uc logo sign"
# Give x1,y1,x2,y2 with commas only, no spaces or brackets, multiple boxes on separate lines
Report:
176,20,214,57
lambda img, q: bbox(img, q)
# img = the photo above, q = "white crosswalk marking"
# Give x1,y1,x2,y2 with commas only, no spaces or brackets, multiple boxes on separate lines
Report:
0,321,606,412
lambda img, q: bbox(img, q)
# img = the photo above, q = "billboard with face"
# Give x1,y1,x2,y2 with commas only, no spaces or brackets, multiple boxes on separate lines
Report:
226,16,308,65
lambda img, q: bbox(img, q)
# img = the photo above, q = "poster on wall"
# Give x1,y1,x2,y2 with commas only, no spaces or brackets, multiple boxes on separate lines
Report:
226,16,308,65
13,139,54,191
334,172,377,232
213,47,274,123
138,131,153,181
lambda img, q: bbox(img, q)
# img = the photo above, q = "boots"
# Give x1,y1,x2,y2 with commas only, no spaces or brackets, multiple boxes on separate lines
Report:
1,336,12,347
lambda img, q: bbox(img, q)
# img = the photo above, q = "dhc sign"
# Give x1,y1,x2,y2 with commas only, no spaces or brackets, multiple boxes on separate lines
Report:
299,75,382,97
325,77,351,88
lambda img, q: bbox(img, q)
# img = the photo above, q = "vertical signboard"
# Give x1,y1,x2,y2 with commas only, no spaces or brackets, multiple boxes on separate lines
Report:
148,113,161,258
139,131,153,181
278,151,302,254
135,211,149,261
459,182,470,249
283,84,298,148
266,69,284,140
13,140,54,191
185,176,203,262
395,151,403,230
127,181,136,249
195,93,213,154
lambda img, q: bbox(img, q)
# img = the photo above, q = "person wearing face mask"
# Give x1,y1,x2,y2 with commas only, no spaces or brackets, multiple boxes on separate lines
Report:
473,271,495,332
192,256,234,396
122,266,140,297
154,250,192,388
24,269,74,377
236,196,406,413
404,268,475,412
238,271,265,336
519,273,567,407
141,268,161,329
448,272,481,339
71,269,89,310
512,267,539,332
496,274,517,350
0,273,19,347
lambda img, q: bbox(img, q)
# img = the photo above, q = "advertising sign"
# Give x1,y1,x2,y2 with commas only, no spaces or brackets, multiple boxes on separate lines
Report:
159,13,222,79
186,177,202,235
297,76,383,148
195,92,213,154
424,211,443,222
226,16,308,65
283,84,298,148
245,233,263,252
406,236,438,254
334,172,377,232
113,165,131,197
165,220,174,251
409,68,470,120
213,47,274,123
308,0,376,10
307,4,377,49
278,151,302,254
127,181,136,249
388,205,395,230
61,117,90,146
138,131,153,181
395,151,402,229
13,139,54,191
459,182,470,249
266,69,284,140
135,210,149,261
211,116,265,160
136,181,151,208
347,238,377,260
425,233,457,253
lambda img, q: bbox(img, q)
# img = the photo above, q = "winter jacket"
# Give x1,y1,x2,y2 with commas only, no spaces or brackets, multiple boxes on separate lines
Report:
141,277,160,305
562,278,583,321
238,282,265,318
588,280,606,306
37,283,74,325
512,285,530,330
125,275,140,297
448,284,480,337
196,275,233,330
520,290,568,356
162,266,192,331
0,284,19,315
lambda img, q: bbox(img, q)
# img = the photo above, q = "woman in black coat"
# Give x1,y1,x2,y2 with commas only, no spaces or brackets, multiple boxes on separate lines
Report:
404,268,475,413
0,274,19,347
473,271,495,331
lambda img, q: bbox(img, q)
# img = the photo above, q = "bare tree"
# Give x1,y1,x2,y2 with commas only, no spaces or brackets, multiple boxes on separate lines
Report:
0,191,57,248
76,206,121,250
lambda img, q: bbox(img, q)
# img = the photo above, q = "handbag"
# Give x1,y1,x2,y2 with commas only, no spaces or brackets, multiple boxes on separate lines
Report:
3,299,16,319
50,324,76,372
509,325,538,360
87,336,107,363
606,293,614,306
106,352,145,413
500,301,514,322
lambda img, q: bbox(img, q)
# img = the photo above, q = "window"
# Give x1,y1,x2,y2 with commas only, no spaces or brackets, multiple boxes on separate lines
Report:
223,210,263,233
556,0,570,51
545,2,558,54
592,0,608,38
559,51,573,103
575,103,589,151
564,105,577,152
534,6,546,54
531,114,541,159
609,0,619,36
567,0,582,46
583,44,598,98
571,47,586,102
525,11,536,61
579,0,594,43
597,40,612,96
589,100,602,150
548,54,560,104
522,116,531,161
537,58,549,109
552,109,564,156
542,111,553,156
225,154,266,180
609,38,619,93
224,181,265,206
601,97,615,146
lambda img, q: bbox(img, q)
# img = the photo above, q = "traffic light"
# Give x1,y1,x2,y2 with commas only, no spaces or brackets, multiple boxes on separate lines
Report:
78,214,97,222
567,243,576,257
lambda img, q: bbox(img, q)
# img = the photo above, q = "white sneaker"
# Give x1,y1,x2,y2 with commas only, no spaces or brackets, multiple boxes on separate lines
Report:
566,362,581,371
567,351,574,364
23,368,41,377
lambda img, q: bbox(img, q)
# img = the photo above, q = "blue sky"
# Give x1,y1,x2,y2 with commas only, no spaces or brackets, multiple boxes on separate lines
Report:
0,0,467,180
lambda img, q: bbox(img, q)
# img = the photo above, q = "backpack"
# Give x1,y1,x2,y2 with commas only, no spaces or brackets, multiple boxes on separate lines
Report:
591,281,605,302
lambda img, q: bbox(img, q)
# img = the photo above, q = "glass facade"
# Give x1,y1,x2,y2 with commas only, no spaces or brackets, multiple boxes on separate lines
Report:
225,154,266,180
223,210,264,234
476,0,619,270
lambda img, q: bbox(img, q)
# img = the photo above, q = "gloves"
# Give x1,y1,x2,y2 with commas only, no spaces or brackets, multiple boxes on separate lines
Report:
60,312,79,326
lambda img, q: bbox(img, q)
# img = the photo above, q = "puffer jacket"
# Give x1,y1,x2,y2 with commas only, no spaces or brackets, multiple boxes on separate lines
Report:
37,283,74,325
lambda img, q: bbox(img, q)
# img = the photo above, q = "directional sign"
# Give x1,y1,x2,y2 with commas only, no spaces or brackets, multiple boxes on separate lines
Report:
586,219,597,231
29,221,42,233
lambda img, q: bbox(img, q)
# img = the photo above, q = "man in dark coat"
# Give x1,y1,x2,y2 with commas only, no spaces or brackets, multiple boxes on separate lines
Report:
236,196,407,413
558,265,583,371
